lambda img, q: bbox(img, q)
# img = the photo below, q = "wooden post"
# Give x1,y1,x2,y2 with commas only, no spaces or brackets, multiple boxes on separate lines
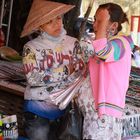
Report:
78,0,94,40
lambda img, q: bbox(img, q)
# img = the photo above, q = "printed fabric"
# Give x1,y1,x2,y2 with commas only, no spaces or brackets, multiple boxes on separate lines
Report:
22,32,94,119
78,76,122,140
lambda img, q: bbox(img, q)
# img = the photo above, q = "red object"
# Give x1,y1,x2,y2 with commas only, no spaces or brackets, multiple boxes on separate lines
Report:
131,16,140,32
0,28,5,47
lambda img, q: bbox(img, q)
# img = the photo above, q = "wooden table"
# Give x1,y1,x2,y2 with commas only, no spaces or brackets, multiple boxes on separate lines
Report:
0,80,25,96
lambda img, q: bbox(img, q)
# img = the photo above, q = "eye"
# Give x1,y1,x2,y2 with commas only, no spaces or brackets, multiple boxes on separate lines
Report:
56,16,62,20
46,20,53,25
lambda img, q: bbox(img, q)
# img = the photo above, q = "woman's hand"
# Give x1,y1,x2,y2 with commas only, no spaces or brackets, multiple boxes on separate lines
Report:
94,9,111,39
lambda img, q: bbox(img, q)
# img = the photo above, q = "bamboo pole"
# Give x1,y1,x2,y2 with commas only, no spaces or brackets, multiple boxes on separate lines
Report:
78,0,94,40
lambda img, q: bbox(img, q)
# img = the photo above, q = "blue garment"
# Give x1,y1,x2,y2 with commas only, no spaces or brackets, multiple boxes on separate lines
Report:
18,136,29,140
24,100,65,120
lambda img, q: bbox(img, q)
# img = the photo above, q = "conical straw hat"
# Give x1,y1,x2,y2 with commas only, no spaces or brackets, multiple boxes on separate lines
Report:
21,0,75,37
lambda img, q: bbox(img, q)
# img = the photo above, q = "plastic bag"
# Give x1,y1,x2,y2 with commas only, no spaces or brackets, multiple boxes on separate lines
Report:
50,75,85,110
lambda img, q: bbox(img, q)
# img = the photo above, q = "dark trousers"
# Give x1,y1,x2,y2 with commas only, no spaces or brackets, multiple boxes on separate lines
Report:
24,112,59,140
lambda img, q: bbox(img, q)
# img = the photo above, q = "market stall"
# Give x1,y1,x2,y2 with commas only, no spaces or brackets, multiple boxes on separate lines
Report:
0,59,140,139
122,66,140,139
0,0,140,139
0,60,26,137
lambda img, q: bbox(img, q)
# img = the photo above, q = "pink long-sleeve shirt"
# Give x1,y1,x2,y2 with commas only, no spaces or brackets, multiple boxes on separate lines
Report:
89,35,134,118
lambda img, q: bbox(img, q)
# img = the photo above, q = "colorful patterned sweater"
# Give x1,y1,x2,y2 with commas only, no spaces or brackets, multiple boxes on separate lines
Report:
22,32,94,119
89,35,134,118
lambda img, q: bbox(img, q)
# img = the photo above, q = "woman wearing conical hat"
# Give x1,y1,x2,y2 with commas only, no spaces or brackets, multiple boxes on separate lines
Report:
21,0,93,140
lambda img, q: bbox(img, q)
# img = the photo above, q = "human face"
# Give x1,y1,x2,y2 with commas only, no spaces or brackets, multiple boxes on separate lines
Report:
40,15,63,37
93,8,111,35
93,8,118,38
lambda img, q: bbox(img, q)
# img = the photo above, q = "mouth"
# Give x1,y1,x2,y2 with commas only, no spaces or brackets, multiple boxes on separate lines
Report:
55,29,61,33
52,29,62,37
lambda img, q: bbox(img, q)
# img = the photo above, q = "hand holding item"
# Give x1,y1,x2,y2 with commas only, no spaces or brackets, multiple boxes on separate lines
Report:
93,8,119,39
93,9,110,39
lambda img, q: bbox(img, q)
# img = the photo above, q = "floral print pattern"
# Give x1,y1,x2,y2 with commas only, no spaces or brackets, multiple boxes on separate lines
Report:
78,76,122,140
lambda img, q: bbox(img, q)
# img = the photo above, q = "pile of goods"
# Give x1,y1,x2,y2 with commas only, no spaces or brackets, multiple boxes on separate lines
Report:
126,66,140,107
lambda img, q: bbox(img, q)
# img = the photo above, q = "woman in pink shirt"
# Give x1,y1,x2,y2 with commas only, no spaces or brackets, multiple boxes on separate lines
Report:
78,3,134,140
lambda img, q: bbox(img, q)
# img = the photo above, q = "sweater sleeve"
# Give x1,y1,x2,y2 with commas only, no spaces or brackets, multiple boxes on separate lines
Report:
92,35,134,62
22,44,44,86
80,37,95,63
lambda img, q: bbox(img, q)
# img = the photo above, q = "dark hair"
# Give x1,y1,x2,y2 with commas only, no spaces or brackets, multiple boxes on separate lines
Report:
98,3,128,32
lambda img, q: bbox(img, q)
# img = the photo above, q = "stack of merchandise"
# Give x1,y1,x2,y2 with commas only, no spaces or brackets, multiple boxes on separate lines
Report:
0,60,26,86
126,66,140,107
121,66,140,139
0,46,26,86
